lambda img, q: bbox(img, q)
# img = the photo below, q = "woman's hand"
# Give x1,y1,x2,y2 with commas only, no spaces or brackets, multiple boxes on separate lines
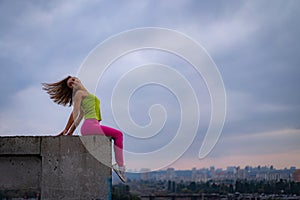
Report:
55,129,68,137
55,112,76,137
66,132,74,136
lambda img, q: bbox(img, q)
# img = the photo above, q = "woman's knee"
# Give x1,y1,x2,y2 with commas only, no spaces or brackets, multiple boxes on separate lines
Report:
116,130,123,139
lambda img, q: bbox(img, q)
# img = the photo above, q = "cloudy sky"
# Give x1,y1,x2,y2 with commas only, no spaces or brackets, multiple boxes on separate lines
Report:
1,0,300,171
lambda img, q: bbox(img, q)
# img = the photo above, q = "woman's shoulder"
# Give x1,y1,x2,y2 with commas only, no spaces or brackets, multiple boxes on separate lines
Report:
74,90,89,99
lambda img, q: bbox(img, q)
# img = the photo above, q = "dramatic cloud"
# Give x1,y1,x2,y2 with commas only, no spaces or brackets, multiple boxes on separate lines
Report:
1,0,299,170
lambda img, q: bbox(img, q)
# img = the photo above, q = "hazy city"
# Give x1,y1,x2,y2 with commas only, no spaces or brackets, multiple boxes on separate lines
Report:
113,165,300,199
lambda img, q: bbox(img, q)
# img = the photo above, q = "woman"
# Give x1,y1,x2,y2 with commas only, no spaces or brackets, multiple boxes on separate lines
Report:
42,76,126,182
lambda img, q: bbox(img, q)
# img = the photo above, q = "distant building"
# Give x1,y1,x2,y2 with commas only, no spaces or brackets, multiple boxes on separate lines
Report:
237,168,246,180
293,169,300,182
140,168,151,180
166,168,176,181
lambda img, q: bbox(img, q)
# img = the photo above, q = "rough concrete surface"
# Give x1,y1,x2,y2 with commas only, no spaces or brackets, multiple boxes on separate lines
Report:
0,136,112,200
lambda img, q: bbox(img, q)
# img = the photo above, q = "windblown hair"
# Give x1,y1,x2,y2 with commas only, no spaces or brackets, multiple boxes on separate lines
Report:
42,76,73,106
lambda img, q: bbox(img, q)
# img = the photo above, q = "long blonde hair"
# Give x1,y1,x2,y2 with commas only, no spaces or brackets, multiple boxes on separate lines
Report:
42,76,73,106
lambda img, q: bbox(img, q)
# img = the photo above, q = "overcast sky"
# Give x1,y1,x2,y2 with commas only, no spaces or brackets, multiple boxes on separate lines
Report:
0,0,300,171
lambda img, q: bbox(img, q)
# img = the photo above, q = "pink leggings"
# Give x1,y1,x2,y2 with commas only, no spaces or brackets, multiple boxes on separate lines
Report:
81,119,124,166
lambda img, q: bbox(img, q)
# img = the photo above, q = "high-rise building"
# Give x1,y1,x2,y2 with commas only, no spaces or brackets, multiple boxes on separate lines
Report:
293,169,300,182
166,168,176,181
140,168,151,180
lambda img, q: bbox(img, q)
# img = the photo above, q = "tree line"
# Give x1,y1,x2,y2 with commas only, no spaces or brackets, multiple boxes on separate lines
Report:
112,179,300,200
171,179,300,195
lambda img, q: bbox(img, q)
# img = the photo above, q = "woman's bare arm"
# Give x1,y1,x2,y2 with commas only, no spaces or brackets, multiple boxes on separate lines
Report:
72,91,83,122
67,109,84,135
66,91,84,135
56,113,74,136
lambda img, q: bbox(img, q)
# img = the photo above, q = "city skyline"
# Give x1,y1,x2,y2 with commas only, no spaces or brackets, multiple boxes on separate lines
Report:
114,164,300,185
0,1,300,171
128,164,299,174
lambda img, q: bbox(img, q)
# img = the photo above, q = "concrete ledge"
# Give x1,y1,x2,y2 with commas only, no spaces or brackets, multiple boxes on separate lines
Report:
0,136,112,200
0,136,41,155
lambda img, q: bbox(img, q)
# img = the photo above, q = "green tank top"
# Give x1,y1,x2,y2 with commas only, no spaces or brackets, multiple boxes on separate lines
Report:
80,93,102,121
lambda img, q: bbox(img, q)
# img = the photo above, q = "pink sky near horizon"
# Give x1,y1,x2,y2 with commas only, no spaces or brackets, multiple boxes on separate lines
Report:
124,128,300,172
168,149,300,170
126,146,300,172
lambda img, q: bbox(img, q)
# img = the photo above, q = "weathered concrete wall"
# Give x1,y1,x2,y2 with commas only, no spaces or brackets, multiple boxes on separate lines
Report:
0,136,112,200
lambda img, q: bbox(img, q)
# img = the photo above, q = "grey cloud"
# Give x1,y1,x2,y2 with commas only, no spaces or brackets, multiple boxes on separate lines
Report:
1,0,300,168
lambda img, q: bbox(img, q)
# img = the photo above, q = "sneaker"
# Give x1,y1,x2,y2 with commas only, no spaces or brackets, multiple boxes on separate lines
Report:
112,163,127,183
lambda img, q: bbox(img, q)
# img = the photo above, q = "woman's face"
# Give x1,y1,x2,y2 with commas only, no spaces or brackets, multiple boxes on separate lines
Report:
67,77,80,89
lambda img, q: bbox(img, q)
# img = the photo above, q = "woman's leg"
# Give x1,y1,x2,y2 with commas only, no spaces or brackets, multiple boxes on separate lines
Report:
81,119,105,136
100,125,124,167
81,119,124,167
